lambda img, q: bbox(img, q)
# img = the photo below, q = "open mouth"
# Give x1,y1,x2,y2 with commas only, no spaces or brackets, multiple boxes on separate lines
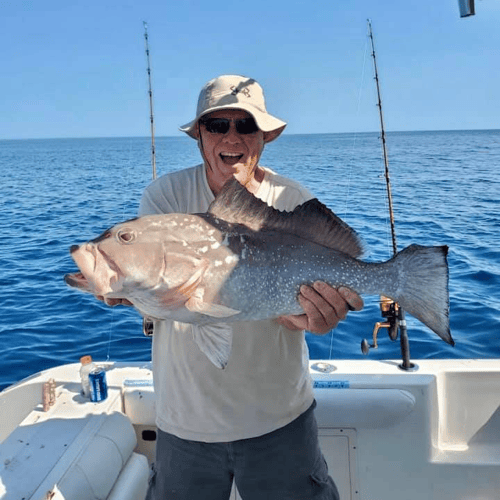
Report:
64,271,91,291
219,152,244,165
66,244,98,294
66,244,122,297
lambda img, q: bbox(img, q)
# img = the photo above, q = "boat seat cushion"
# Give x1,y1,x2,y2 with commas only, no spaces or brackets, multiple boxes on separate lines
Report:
0,410,148,500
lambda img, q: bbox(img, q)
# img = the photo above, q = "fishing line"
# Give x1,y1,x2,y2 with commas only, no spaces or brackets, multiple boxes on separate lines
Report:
328,32,370,361
105,313,114,362
341,32,370,221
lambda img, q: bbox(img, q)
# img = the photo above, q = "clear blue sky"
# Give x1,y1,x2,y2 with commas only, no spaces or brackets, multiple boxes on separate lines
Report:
2,0,499,139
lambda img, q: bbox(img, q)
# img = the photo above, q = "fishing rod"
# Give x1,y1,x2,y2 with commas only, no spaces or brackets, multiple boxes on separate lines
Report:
143,22,156,338
143,21,157,181
362,20,415,371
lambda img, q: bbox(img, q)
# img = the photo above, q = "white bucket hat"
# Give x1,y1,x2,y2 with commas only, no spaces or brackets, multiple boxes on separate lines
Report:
180,75,287,143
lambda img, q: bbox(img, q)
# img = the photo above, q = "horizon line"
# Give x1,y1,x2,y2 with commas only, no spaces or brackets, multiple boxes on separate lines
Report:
1,127,498,142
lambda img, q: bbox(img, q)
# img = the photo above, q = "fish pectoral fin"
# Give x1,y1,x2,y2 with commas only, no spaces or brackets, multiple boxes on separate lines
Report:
191,323,233,369
159,261,211,308
185,288,241,318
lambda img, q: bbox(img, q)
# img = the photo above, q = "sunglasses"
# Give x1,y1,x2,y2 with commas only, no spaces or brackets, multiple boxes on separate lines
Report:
200,117,259,135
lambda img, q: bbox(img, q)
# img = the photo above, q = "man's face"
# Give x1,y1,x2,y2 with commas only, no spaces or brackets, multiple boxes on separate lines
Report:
196,109,265,190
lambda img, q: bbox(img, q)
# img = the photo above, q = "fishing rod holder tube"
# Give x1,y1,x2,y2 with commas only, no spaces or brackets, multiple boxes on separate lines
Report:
311,362,337,373
397,309,416,372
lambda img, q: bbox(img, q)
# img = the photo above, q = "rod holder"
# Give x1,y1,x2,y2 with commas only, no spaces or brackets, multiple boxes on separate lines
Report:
397,309,415,371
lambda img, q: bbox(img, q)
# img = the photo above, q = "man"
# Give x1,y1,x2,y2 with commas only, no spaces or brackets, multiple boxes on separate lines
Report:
138,75,363,499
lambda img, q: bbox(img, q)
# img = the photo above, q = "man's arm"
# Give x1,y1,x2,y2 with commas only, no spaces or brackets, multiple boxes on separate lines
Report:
277,283,363,334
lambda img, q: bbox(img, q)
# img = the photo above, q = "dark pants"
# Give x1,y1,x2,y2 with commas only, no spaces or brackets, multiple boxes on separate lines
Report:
149,401,340,500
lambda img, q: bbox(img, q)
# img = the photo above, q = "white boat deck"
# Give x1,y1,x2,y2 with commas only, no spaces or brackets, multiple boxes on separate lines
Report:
1,359,500,499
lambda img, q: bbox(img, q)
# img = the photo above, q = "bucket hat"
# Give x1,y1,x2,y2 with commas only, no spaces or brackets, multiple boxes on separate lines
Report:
180,75,286,143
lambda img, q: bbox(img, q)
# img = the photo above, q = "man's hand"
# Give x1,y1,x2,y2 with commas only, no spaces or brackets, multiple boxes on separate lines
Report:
277,283,363,335
96,296,133,307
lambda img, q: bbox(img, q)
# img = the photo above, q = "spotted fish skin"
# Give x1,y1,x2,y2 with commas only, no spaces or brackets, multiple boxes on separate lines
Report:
214,233,450,347
65,178,452,368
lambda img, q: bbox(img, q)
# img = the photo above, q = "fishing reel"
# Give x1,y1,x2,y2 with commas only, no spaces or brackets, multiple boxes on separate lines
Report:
143,317,154,337
361,296,399,354
362,296,416,371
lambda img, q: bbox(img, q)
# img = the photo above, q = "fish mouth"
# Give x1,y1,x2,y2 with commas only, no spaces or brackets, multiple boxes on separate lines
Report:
66,243,117,296
65,244,96,293
64,271,91,292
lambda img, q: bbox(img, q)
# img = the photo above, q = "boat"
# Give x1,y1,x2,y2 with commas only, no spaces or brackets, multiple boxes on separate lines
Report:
2,358,500,499
2,17,499,500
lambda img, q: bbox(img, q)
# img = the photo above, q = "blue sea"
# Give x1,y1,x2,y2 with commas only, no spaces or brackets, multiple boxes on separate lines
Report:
1,130,499,390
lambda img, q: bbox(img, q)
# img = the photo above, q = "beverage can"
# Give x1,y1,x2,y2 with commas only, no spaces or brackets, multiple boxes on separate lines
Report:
89,367,108,402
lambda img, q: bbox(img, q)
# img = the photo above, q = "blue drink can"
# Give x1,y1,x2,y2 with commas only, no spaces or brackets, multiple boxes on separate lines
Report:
89,367,108,402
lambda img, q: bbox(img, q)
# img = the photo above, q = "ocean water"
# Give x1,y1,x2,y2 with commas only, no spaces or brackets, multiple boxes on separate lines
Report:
1,130,499,390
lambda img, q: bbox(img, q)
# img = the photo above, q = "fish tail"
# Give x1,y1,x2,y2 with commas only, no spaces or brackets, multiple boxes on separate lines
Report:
391,244,453,345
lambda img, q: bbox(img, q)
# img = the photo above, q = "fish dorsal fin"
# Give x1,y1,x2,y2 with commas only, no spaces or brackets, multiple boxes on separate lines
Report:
208,178,363,258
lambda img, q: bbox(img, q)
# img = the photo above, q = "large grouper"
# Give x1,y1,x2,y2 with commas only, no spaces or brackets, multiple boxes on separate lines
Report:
65,178,452,368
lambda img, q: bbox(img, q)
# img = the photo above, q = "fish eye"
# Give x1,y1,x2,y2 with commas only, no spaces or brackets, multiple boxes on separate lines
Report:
117,229,136,244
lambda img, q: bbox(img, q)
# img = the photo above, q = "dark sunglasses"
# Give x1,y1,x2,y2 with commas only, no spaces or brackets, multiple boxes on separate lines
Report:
200,117,259,135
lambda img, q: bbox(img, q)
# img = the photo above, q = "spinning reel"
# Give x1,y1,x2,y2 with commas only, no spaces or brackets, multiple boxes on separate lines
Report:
362,296,416,371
